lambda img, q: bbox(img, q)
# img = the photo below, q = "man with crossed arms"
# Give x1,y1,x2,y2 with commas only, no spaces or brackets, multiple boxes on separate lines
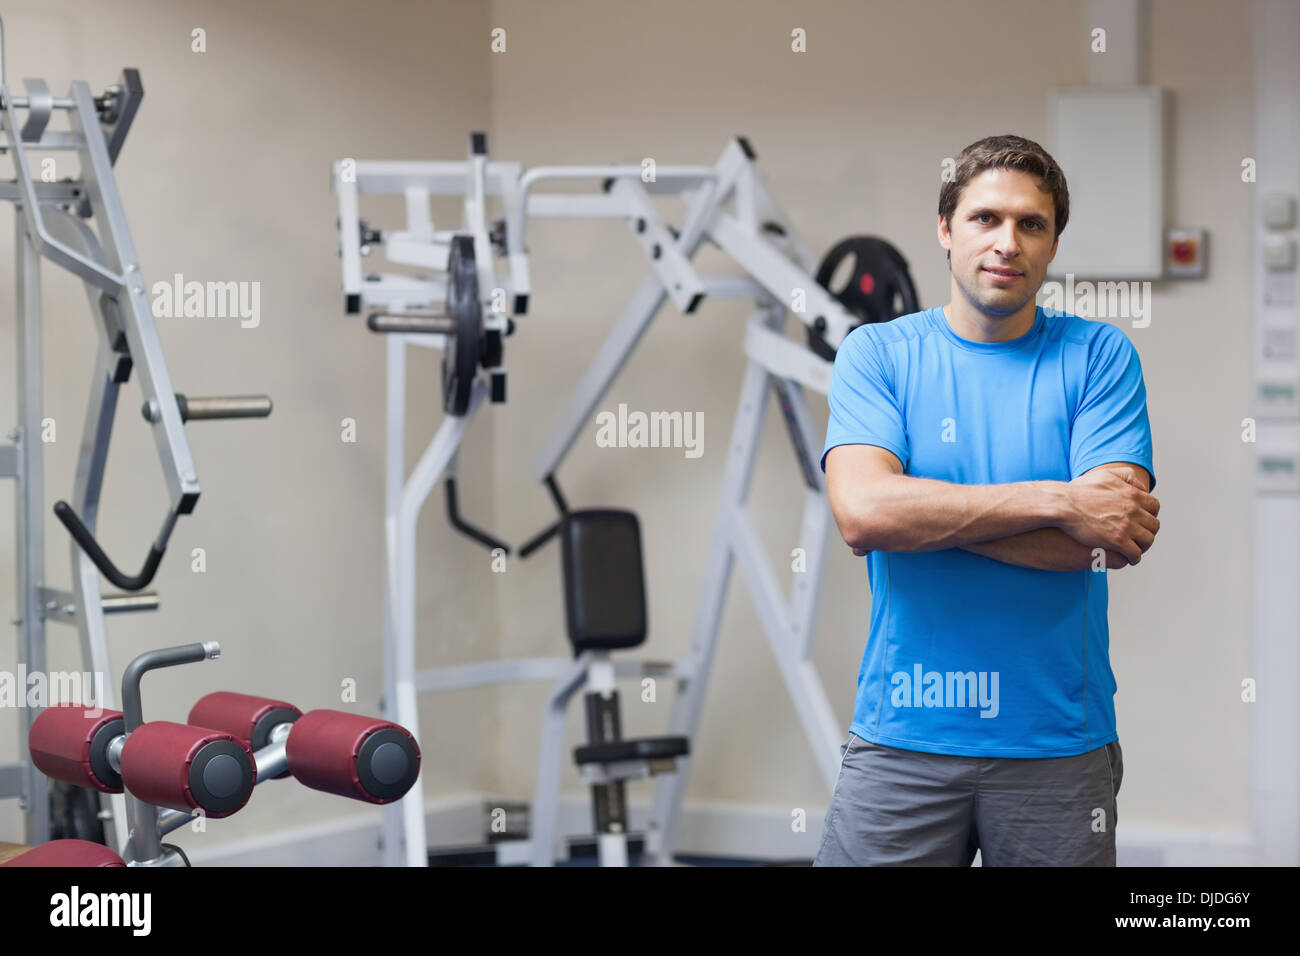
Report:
815,134,1160,866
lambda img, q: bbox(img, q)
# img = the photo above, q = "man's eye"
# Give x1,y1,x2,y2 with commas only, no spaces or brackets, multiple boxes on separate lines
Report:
1025,221,1042,230
976,214,993,223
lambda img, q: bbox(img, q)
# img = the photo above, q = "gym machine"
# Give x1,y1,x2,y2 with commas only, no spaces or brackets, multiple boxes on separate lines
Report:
0,38,261,853
2,641,419,866
0,28,420,865
527,156,919,865
333,132,917,865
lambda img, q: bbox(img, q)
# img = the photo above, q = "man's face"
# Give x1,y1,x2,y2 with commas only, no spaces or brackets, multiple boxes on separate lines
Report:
938,168,1058,318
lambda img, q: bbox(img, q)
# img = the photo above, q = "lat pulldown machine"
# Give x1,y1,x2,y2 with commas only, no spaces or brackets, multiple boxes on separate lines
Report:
333,132,918,865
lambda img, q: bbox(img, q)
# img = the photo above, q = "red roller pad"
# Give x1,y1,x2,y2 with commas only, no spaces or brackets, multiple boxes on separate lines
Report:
188,691,301,746
1,839,125,867
120,721,254,818
286,710,420,804
28,705,124,793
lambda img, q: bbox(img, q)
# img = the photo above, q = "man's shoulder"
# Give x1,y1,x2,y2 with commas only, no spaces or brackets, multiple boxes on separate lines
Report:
1041,308,1134,351
841,308,932,352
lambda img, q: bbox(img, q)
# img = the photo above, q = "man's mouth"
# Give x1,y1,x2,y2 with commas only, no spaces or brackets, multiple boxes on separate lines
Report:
983,267,1023,277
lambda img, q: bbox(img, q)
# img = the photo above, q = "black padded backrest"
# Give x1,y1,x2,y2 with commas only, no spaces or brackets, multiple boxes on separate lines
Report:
560,509,647,653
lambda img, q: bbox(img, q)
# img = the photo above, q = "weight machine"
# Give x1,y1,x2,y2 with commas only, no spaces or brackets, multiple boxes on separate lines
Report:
5,642,420,866
0,27,420,865
333,132,918,866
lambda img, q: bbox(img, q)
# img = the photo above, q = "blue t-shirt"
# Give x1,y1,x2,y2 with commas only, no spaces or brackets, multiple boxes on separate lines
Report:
820,306,1155,758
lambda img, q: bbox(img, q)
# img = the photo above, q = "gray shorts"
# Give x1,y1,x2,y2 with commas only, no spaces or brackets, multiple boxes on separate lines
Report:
813,733,1124,866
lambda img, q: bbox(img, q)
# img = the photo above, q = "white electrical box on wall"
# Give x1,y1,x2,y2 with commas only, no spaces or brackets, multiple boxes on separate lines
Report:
1047,86,1166,280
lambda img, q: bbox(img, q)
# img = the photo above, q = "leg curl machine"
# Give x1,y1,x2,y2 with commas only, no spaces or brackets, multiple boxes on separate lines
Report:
4,641,419,866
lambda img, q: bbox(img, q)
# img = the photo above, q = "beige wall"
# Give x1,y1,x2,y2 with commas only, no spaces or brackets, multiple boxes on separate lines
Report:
0,0,1255,853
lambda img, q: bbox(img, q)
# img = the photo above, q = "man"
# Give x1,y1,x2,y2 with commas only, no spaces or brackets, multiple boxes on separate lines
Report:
814,134,1159,867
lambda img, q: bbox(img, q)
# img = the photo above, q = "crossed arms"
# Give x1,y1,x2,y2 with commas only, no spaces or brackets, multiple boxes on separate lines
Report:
823,444,1160,573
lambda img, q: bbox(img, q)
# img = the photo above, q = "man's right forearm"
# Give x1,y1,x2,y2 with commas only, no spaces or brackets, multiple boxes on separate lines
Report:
850,475,1066,553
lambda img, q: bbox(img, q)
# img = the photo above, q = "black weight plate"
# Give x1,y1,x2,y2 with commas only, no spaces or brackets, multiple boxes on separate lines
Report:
810,235,919,360
441,235,482,416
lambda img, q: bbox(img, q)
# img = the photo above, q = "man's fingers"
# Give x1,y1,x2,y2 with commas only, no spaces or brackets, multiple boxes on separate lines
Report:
1120,538,1142,564
1133,510,1160,534
1117,469,1161,517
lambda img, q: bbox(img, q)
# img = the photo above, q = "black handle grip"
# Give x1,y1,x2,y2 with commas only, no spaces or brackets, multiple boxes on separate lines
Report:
53,501,165,592
517,474,569,559
444,478,510,554
517,521,559,559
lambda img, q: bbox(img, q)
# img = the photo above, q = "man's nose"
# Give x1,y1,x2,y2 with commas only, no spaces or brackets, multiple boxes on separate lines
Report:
993,224,1022,259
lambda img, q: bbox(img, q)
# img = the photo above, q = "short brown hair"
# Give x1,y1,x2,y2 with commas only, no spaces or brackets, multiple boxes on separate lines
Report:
938,135,1070,250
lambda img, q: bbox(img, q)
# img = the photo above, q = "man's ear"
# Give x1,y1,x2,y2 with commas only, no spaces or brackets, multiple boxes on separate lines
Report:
937,213,951,252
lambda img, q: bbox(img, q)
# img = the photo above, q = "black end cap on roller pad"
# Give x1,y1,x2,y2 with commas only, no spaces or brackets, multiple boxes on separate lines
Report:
88,717,125,791
737,136,756,160
685,292,704,315
187,740,254,815
345,293,360,314
471,131,487,155
356,728,419,801
513,294,528,316
250,708,300,751
491,371,507,404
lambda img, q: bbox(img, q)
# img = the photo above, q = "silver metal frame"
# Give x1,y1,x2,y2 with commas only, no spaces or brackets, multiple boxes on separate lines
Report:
336,135,856,866
2,63,214,854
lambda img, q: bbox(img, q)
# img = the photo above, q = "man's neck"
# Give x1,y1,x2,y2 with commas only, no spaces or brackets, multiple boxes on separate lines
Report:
942,298,1038,343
